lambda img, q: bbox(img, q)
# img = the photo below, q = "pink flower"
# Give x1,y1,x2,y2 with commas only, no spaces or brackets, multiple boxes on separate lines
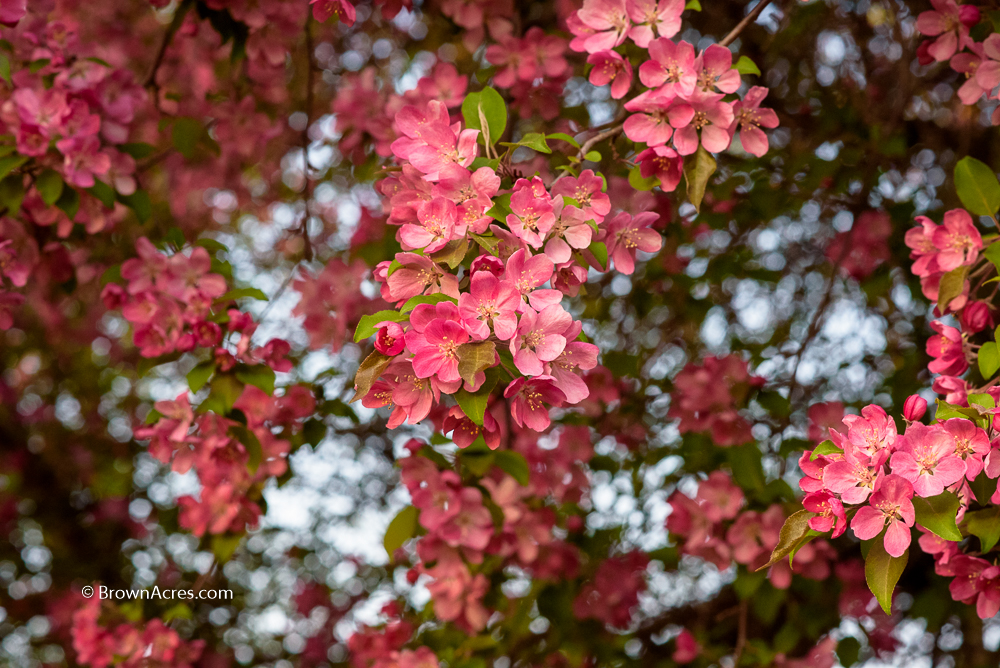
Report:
636,146,683,192
375,322,406,356
931,208,982,272
671,91,735,155
458,271,520,340
310,0,357,24
729,86,780,157
803,491,847,538
547,325,600,403
961,300,993,333
438,487,495,550
672,629,700,664
504,376,567,431
391,101,479,179
824,447,882,504
850,474,915,557
0,0,26,27
405,319,469,383
549,169,612,222
386,253,460,302
639,38,696,96
510,304,572,376
695,45,741,94
623,90,683,147
889,423,965,498
545,202,594,264
604,211,662,275
575,0,632,53
507,181,555,249
927,321,968,376
626,0,684,47
941,418,990,480
974,34,1000,93
840,404,897,458
587,50,633,99
904,395,928,421
400,198,459,253
915,0,979,63
503,249,559,309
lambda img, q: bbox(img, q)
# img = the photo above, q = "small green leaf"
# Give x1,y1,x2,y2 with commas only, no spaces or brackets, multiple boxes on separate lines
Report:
28,58,50,73
118,190,152,222
400,294,457,313
912,491,962,541
201,374,244,414
461,87,507,146
430,236,470,269
980,342,1000,379
235,364,276,395
757,509,815,570
384,506,420,557
35,169,64,206
454,369,499,425
0,174,24,215
218,287,269,303
456,340,496,386
0,54,10,85
628,163,658,191
172,117,205,159
119,142,157,160
865,533,907,615
965,506,1000,552
187,361,215,393
460,438,495,475
195,238,230,253
86,180,116,208
228,424,263,473
503,132,551,154
684,145,716,213
937,265,968,311
55,186,80,219
726,443,765,492
734,55,761,76
588,241,608,270
494,450,530,486
354,310,409,342
349,350,393,403
547,132,580,148
810,439,844,460
0,153,28,180
955,156,1000,217
685,0,702,9
470,233,501,256
584,150,602,162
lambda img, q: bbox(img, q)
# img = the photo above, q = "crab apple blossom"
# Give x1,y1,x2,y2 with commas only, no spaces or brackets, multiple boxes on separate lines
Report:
729,86,780,157
459,270,520,340
604,210,663,274
573,0,632,53
587,50,634,99
850,475,916,557
916,0,979,62
889,423,966,497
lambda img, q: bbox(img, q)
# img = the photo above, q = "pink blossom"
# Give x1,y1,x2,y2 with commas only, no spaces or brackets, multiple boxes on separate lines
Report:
915,0,979,63
547,326,600,404
506,182,555,248
927,321,967,376
575,0,632,53
503,249,560,310
974,34,1000,93
604,211,662,275
400,198,459,253
385,253,460,302
729,86,780,157
803,491,847,538
375,322,406,356
550,169,612,222
823,447,882,504
841,404,897,458
930,208,982,272
0,0,25,27
623,90,683,147
672,629,700,664
671,90,735,155
961,300,993,333
510,304,572,376
639,38,696,96
626,0,684,46
636,146,683,192
695,45,741,94
405,319,469,383
941,418,990,479
904,395,928,421
587,50,634,99
458,271,520,340
504,376,567,431
889,423,965,497
438,487,495,551
850,474,915,557
544,201,594,264
310,0,357,24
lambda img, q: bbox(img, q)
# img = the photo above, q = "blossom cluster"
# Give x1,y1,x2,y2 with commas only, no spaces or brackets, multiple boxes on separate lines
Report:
668,354,765,446
798,402,1000,617
667,471,836,587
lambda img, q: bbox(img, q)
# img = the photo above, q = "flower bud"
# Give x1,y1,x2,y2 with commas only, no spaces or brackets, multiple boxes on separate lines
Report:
961,301,992,333
903,394,927,422
470,254,504,278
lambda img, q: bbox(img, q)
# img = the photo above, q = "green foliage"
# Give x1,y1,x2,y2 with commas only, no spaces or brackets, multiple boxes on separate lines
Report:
462,87,507,146
911,491,962,541
384,506,420,558
865,534,908,615
954,156,1000,216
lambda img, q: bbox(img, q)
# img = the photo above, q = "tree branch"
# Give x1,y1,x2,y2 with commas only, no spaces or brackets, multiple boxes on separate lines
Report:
719,0,776,47
144,0,194,90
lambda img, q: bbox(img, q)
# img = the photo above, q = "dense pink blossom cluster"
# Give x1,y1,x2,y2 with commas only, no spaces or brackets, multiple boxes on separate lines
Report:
905,208,981,312
668,354,765,446
667,471,836,587
798,402,1000,617
71,595,205,668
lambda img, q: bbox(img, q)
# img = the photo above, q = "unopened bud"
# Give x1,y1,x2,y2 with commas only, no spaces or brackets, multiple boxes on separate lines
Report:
903,395,927,422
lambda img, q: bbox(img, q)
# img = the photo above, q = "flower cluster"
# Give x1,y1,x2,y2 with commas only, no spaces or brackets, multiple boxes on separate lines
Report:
905,208,982,312
667,472,835,587
668,354,765,446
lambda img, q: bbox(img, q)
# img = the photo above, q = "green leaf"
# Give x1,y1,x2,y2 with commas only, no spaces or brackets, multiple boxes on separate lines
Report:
187,362,215,393
228,424,263,473
684,145,716,213
119,142,157,160
837,637,861,668
201,374,244,414
349,350,393,403
235,364,276,395
982,240,1000,273
172,117,206,159
965,506,1000,552
584,150,602,162
460,438,495,475
430,236,470,269
86,180,116,208
195,238,230,253
0,54,10,85
865,533,908,615
0,174,24,215
980,342,1000,379
354,310,409,342
628,163,658,191
55,186,80,219
28,58,49,73
734,55,761,76
810,439,844,460
502,132,551,154
726,443,765,492
461,87,507,146
100,264,122,286
35,169,64,206
456,341,496,386
757,509,815,570
454,369,499,425
218,287,269,302
400,294,457,313
937,265,968,311
912,491,962,541
470,233,501,256
494,450,530,486
384,506,420,558
0,153,28,180
547,132,580,148
587,241,608,270
969,392,997,409
971,470,996,505
955,156,1000,217
118,190,152,222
